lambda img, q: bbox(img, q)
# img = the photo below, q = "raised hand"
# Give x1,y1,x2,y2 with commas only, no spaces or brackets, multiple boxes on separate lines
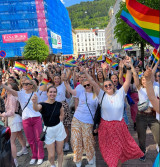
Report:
144,68,152,81
32,93,38,103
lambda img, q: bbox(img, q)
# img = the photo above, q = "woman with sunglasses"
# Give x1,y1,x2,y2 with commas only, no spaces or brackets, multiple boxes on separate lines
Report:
81,57,144,167
64,79,98,167
0,79,44,165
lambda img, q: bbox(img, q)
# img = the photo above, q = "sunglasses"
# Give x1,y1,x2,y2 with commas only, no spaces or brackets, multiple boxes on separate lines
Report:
84,84,90,88
104,84,112,88
22,83,33,86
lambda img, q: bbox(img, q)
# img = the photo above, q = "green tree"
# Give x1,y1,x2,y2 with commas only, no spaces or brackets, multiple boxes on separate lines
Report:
23,36,49,62
114,0,159,68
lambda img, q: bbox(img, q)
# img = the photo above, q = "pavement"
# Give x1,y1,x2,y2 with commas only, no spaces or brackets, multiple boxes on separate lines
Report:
16,106,157,167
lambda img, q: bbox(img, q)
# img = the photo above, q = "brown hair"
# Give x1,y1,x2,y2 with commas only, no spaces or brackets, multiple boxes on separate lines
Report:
104,78,116,93
47,86,57,93
9,83,19,91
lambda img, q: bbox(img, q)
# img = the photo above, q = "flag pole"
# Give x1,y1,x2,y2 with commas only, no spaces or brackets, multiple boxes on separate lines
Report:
151,46,160,68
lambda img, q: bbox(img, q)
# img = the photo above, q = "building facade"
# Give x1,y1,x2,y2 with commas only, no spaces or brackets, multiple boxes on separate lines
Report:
75,29,106,57
105,0,125,52
72,29,78,58
0,0,73,58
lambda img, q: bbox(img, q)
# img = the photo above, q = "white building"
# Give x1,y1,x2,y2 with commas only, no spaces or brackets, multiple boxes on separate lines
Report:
75,29,106,57
105,0,125,52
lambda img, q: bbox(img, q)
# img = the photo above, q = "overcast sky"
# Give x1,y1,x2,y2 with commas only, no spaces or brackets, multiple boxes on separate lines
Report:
61,0,94,7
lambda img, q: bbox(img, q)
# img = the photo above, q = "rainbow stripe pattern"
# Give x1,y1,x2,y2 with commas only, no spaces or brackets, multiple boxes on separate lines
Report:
64,62,77,67
122,44,133,51
81,55,85,62
112,63,118,68
97,55,103,62
40,78,50,86
120,0,160,49
26,72,33,80
138,72,143,78
151,48,159,63
14,62,26,72
105,57,112,64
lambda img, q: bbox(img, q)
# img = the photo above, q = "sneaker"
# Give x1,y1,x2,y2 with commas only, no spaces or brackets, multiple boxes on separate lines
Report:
14,159,18,167
17,147,28,157
29,159,36,165
139,155,146,162
63,142,69,151
75,161,82,167
37,159,43,165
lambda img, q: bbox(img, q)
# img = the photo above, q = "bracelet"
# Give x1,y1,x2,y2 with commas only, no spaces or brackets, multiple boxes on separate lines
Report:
126,67,131,70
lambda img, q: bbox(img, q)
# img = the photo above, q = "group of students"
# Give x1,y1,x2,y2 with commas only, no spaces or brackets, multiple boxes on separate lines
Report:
0,55,159,167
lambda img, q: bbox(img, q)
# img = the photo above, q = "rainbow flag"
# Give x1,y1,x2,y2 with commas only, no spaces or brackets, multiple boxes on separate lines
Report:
81,55,85,62
97,55,103,62
138,72,143,78
77,54,82,60
105,57,112,64
122,44,133,51
151,48,159,63
26,72,33,80
40,78,50,86
14,62,26,72
112,63,118,68
57,61,61,65
120,0,160,49
67,59,77,64
64,62,77,67
123,74,126,79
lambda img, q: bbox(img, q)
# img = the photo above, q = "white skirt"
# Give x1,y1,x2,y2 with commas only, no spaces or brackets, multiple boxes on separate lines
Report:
10,122,23,133
44,122,67,145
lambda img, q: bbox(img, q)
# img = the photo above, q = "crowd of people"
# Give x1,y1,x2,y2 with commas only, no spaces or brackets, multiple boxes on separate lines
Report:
0,54,159,167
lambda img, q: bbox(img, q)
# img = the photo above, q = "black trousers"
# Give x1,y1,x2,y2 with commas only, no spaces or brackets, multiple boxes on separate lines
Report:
136,113,160,153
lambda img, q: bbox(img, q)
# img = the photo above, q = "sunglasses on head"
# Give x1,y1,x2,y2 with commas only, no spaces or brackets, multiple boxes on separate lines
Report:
22,83,33,86
84,84,90,88
104,84,112,88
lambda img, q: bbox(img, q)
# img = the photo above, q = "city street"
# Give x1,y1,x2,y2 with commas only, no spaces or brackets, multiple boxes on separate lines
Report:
16,107,157,167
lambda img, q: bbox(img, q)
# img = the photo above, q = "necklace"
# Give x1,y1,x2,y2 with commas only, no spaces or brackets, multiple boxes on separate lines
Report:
108,94,114,103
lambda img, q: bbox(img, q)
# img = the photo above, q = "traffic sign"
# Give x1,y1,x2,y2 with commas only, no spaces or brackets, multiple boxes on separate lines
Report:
0,50,6,58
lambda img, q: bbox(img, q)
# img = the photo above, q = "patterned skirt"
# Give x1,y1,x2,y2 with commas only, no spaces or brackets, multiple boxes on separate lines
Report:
98,118,144,167
62,101,72,127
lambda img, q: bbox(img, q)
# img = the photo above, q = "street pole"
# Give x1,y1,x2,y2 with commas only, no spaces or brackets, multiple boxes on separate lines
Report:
2,58,5,71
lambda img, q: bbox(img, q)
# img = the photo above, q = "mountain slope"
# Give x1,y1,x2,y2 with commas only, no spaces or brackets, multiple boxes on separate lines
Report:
67,0,116,29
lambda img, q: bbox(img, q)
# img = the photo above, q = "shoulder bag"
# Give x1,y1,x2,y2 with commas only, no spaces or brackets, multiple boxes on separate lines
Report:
138,99,149,112
15,92,34,116
40,102,57,141
85,92,105,136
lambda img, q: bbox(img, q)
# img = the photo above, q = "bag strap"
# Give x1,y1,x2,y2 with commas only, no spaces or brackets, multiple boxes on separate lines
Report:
85,92,105,121
23,92,34,111
44,102,57,133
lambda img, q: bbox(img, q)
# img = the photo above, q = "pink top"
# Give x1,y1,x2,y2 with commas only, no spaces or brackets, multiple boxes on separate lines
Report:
2,94,18,117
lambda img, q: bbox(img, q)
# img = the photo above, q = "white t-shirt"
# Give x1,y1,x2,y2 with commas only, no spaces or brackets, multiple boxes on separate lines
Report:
74,90,98,124
38,90,48,102
74,84,85,98
55,82,66,102
17,91,41,120
138,86,159,107
98,87,126,121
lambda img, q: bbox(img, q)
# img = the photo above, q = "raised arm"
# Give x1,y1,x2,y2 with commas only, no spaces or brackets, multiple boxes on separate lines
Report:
122,57,132,94
32,93,42,111
64,81,77,96
144,68,159,113
81,67,100,96
152,59,159,75
1,84,18,97
131,63,140,89
118,60,124,85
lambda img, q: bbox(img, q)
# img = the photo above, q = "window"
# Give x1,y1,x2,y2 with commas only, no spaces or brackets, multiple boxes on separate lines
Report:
78,49,80,51
77,35,79,38
82,49,84,51
77,39,79,42
86,48,88,51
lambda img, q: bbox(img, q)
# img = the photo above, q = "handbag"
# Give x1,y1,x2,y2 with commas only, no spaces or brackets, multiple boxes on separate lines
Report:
138,100,149,112
40,102,57,141
85,92,105,136
15,92,34,116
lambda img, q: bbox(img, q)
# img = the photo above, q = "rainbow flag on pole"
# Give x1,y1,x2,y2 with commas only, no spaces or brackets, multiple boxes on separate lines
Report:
122,44,133,51
14,62,26,72
105,57,112,64
151,48,160,63
120,0,160,49
40,78,50,86
112,63,118,68
64,62,77,67
26,72,33,80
